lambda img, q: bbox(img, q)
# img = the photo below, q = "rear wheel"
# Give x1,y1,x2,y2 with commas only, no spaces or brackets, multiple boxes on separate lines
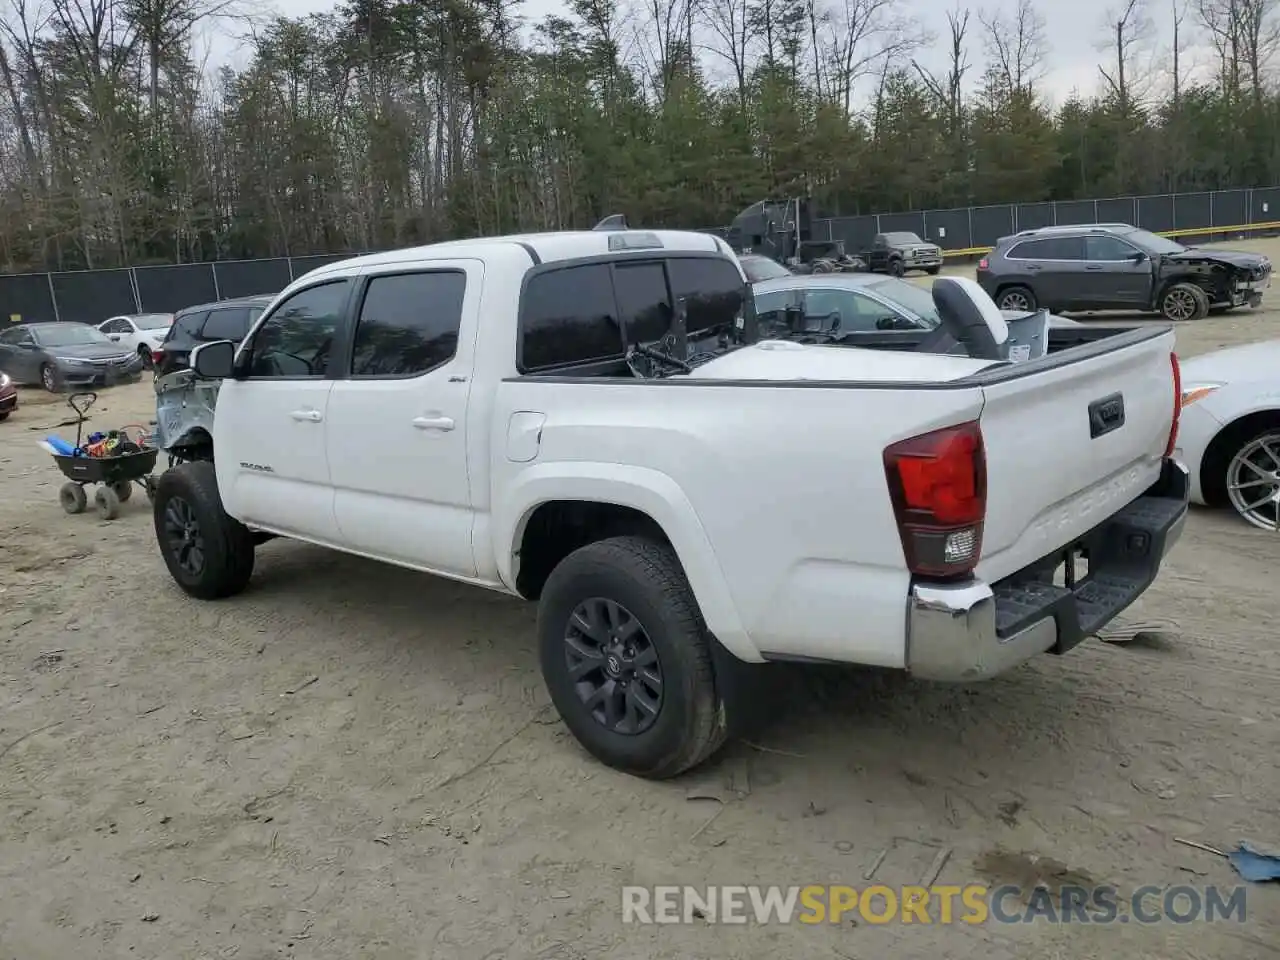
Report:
1159,282,1209,322
996,285,1038,312
112,480,133,502
537,535,727,779
153,460,256,599
94,485,120,521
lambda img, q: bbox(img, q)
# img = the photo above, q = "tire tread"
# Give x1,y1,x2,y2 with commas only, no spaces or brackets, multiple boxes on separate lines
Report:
154,461,255,599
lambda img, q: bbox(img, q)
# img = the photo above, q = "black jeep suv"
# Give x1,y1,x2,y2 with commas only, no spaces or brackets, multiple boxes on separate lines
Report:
975,223,1272,321
154,294,274,376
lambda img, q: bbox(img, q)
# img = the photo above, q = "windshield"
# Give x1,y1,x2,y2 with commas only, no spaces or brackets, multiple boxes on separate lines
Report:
34,324,113,347
135,313,174,330
885,232,923,244
864,277,941,327
1123,229,1186,255
740,256,791,282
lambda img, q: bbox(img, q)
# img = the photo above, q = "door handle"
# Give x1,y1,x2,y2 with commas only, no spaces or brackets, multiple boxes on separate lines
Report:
1085,265,1103,271
413,415,455,431
289,409,323,422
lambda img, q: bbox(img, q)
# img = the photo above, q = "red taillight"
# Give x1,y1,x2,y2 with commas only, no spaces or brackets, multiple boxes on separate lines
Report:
884,421,986,579
152,348,164,363
1165,352,1181,457
978,257,989,271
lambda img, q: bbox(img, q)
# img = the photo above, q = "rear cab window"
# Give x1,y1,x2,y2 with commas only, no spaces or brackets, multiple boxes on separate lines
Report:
517,255,748,374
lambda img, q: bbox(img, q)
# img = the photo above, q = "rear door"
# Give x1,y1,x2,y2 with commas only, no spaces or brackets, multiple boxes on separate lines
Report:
325,262,481,575
974,329,1177,582
1007,236,1086,308
1082,234,1153,309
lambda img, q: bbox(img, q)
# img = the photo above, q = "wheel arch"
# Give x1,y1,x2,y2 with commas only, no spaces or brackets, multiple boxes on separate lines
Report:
499,464,757,661
1198,407,1280,507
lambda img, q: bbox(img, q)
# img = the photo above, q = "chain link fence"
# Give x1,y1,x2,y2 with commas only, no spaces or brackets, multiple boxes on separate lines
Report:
4,188,1280,325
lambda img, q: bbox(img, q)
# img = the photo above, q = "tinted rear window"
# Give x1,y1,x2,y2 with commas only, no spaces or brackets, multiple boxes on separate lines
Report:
520,264,622,371
201,307,252,341
1008,237,1085,260
668,257,745,334
351,271,466,376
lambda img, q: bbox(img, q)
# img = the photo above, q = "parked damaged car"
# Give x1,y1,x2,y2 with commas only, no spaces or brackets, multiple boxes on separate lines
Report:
977,223,1273,321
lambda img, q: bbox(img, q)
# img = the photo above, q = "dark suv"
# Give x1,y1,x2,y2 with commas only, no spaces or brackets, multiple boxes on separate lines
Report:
154,295,274,376
976,223,1272,322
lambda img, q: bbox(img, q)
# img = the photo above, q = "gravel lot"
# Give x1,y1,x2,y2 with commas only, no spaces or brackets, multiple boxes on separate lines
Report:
2,240,1278,960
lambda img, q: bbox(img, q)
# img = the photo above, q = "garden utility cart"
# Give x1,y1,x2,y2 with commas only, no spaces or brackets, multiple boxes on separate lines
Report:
46,392,159,520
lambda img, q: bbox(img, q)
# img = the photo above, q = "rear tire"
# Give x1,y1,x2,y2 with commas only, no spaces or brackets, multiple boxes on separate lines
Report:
996,285,1038,312
1159,282,1209,322
112,480,133,502
153,460,256,599
537,535,727,779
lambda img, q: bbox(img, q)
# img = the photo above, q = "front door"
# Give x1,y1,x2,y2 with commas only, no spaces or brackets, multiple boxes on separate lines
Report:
211,278,355,544
1082,234,1154,309
325,262,482,577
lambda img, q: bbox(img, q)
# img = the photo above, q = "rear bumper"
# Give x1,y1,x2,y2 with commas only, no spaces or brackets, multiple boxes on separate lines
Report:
906,458,1189,681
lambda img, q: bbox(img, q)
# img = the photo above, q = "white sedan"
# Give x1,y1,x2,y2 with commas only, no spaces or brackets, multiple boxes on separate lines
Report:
97,312,174,369
1175,339,1280,530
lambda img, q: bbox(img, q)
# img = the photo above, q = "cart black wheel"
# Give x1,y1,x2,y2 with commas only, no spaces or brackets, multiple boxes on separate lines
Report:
154,460,255,600
112,480,133,502
60,482,87,515
537,535,727,779
94,485,120,521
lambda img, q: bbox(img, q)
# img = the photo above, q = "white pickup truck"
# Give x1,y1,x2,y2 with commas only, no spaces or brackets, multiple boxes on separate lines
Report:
152,227,1189,779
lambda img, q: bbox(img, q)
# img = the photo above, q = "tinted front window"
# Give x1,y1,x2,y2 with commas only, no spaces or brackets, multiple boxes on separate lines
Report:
246,280,350,378
201,308,251,341
613,261,671,343
520,264,622,371
668,257,746,335
351,272,466,377
170,311,207,341
864,278,941,327
1123,229,1185,254
0,327,29,345
1086,236,1139,261
1009,237,1085,260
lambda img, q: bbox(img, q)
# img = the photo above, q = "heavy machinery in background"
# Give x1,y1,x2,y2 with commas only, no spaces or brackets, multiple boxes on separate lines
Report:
725,198,866,274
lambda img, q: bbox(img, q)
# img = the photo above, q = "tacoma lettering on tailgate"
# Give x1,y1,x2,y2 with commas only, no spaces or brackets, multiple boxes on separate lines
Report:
1023,465,1148,554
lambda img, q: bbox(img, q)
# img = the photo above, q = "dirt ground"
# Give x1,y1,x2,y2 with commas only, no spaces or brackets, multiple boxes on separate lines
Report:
2,240,1278,960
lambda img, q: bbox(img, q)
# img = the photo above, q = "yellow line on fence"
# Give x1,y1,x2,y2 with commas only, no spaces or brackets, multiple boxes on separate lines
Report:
940,220,1280,257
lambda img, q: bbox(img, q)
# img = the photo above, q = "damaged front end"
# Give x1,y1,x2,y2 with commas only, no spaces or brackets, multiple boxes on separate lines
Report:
153,368,220,463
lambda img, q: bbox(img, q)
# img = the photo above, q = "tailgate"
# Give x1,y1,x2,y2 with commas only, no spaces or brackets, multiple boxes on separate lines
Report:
975,328,1176,582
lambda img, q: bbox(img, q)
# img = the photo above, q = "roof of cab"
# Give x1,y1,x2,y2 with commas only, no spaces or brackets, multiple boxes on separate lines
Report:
302,229,732,279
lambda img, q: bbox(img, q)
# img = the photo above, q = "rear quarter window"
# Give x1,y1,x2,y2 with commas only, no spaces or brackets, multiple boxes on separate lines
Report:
169,311,207,341
519,264,623,372
200,307,251,341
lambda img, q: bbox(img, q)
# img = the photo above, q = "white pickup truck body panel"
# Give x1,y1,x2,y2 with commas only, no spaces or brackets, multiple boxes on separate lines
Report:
204,229,1182,671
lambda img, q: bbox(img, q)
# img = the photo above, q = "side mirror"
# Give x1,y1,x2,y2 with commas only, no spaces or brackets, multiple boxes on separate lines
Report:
190,340,235,379
1131,250,1148,262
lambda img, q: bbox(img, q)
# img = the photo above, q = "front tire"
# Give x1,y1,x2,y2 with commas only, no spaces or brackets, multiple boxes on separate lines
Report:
889,258,905,277
40,363,59,393
925,265,941,275
139,346,154,370
60,482,87,514
153,460,255,599
94,485,120,520
1160,282,1209,322
537,536,727,779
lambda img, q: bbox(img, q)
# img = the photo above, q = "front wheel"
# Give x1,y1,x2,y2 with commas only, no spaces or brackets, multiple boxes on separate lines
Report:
537,536,727,779
153,460,256,599
40,363,58,393
1225,429,1280,531
889,258,905,277
138,346,154,370
1159,282,1209,322
925,266,941,275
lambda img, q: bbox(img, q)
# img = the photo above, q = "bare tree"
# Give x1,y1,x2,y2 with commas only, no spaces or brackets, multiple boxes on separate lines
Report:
978,0,1047,94
1197,0,1279,99
699,0,757,101
1097,0,1154,111
1169,0,1189,102
913,5,969,138
817,0,928,113
633,0,696,99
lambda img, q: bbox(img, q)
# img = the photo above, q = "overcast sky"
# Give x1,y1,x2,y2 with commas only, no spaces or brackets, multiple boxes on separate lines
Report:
203,0,1207,109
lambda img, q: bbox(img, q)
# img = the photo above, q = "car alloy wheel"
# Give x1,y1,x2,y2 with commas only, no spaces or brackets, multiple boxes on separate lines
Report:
1162,286,1199,321
162,494,207,577
999,291,1031,311
41,364,57,392
563,597,664,735
1226,431,1280,531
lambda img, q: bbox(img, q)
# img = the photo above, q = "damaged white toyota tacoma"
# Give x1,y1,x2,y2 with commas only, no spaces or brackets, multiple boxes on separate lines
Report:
151,226,1189,778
